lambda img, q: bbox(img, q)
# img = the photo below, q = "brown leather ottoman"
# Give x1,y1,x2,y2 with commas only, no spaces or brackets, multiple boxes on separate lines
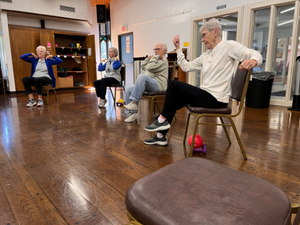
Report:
125,158,291,225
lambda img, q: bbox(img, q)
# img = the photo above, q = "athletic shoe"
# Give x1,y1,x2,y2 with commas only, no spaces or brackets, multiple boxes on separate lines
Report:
37,99,44,107
144,134,168,145
124,101,138,111
144,119,171,132
98,99,107,108
125,113,140,123
26,99,37,107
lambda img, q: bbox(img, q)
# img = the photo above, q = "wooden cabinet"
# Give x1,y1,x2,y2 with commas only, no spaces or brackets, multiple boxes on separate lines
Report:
9,26,96,91
167,48,187,83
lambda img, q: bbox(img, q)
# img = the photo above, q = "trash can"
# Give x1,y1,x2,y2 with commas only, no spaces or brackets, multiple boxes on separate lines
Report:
288,56,300,111
246,71,275,108
133,57,146,84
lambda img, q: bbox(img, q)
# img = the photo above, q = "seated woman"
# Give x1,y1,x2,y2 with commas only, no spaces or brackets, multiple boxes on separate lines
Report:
94,47,121,108
124,42,168,123
20,45,62,107
143,18,263,145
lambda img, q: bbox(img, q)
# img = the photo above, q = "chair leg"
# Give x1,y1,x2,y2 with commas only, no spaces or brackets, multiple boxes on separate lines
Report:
53,88,58,102
219,117,232,144
126,212,143,225
46,86,50,105
109,87,115,105
183,112,191,144
189,115,201,157
228,117,247,160
149,97,155,124
114,87,117,106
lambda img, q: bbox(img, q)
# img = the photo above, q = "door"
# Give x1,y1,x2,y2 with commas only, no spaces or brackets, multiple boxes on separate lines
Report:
10,26,40,91
87,35,96,87
119,33,133,86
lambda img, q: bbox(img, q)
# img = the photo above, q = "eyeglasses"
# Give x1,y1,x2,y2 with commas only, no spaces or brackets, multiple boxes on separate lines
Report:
153,48,161,51
201,29,215,39
201,32,210,39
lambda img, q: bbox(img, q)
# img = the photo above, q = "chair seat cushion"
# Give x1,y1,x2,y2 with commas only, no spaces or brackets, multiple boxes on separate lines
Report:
143,91,166,96
109,84,122,87
187,104,232,114
126,158,291,225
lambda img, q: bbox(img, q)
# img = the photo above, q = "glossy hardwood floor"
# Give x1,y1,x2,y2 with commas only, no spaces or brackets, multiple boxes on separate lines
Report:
0,89,299,225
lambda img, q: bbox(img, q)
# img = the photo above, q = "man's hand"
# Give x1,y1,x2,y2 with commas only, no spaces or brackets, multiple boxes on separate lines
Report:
173,35,180,50
31,53,38,59
148,55,153,59
158,54,164,61
239,59,258,71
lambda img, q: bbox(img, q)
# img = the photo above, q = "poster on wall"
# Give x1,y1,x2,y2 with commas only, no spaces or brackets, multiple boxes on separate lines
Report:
126,44,130,53
126,36,130,45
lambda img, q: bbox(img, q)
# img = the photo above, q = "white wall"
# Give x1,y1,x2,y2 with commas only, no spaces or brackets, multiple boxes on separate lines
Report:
0,0,101,91
110,0,264,58
0,0,90,23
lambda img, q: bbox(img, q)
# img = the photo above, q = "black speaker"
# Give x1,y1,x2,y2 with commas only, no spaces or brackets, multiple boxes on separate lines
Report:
96,5,106,23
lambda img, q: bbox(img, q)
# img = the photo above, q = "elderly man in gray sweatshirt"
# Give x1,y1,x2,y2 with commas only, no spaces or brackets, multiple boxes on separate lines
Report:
124,42,169,122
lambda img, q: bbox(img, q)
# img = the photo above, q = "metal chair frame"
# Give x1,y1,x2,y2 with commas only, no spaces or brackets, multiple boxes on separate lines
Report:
142,61,176,124
108,63,126,105
43,83,58,105
183,66,252,159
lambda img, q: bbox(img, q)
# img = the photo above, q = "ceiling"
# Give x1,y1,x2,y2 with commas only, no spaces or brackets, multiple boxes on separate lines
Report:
90,0,112,8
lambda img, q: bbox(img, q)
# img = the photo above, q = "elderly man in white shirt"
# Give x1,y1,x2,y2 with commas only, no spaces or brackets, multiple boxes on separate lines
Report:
144,18,263,146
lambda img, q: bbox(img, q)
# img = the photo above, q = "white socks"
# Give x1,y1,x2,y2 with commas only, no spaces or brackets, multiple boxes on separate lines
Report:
158,116,166,123
157,132,164,138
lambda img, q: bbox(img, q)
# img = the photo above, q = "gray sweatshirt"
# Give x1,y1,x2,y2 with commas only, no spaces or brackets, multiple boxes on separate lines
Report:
102,57,121,83
141,55,168,91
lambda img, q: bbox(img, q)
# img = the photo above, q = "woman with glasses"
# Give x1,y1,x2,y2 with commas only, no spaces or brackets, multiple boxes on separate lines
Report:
20,45,62,107
124,42,168,123
143,18,262,145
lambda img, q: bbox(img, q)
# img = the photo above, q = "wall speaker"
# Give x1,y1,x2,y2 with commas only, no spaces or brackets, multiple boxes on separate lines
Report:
96,5,106,23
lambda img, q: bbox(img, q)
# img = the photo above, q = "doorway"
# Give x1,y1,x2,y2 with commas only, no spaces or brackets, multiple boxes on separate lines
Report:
118,33,133,86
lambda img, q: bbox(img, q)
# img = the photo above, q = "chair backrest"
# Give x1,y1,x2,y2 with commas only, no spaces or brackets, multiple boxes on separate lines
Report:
120,63,126,86
229,63,252,117
231,65,252,102
167,61,176,84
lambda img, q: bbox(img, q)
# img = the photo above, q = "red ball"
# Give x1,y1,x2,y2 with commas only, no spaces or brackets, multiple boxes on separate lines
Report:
188,134,203,148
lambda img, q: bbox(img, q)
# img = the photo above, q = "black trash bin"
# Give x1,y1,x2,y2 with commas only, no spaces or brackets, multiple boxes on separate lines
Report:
246,71,275,108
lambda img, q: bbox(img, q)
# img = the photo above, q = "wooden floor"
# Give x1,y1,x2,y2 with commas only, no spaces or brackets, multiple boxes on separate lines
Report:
0,89,300,225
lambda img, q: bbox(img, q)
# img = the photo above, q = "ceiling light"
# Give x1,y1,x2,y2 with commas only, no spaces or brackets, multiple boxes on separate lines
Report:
280,7,295,14
278,20,293,26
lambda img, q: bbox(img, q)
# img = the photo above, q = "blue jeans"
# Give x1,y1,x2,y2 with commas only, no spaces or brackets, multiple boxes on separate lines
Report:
125,74,160,113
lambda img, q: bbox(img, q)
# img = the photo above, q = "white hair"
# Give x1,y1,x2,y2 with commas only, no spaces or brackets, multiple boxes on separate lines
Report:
155,41,167,54
109,47,118,57
199,18,222,38
36,45,46,52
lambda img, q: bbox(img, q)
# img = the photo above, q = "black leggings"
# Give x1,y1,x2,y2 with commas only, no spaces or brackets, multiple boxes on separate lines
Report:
22,77,52,95
93,77,119,99
160,80,228,135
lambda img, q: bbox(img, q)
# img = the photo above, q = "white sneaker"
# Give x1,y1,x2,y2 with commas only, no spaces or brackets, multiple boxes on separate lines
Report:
124,101,138,111
37,99,44,107
98,99,107,108
26,99,37,107
125,113,140,123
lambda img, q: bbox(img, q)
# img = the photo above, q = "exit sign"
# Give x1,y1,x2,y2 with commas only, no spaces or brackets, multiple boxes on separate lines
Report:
217,4,226,10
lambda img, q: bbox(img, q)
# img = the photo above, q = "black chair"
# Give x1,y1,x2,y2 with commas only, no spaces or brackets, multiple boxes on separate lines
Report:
108,63,126,105
142,61,176,124
183,64,252,159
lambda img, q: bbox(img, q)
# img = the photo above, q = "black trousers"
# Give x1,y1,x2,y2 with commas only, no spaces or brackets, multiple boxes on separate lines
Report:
160,80,228,135
22,77,52,95
93,77,119,99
